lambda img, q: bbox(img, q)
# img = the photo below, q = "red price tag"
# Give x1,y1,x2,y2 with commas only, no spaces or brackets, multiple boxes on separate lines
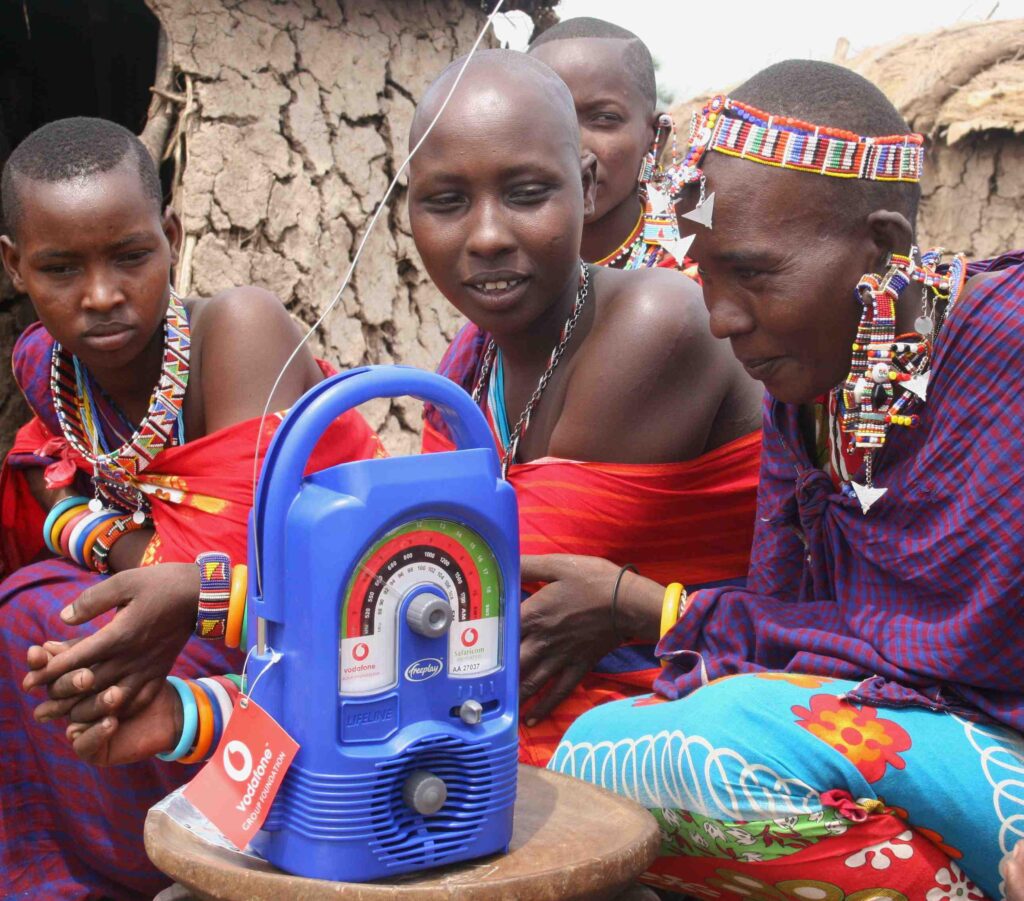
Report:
183,696,299,850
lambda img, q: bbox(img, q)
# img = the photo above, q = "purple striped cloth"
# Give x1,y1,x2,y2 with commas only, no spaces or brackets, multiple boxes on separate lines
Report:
656,252,1024,733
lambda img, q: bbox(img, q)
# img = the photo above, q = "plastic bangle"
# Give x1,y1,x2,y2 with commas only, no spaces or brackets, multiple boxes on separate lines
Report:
198,676,234,729
68,510,109,566
225,563,247,649
43,497,88,554
610,563,638,641
660,583,685,640
178,680,215,764
82,514,119,569
224,673,245,692
157,676,199,762
194,680,224,755
49,505,87,556
60,510,91,558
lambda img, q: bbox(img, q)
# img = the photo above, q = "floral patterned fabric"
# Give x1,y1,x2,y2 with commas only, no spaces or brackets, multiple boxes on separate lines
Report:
550,673,1021,899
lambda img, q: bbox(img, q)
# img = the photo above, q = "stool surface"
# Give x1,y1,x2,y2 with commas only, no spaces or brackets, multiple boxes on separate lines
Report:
145,764,660,901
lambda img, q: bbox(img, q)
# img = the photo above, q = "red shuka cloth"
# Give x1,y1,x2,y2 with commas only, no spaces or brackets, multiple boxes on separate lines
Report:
423,417,761,766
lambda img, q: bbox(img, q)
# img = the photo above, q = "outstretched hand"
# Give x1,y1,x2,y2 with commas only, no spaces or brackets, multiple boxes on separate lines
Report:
66,679,181,767
518,554,626,726
23,563,200,725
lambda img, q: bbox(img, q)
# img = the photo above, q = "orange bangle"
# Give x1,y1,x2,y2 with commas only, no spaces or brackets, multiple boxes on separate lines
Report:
178,680,214,764
225,564,247,649
50,505,87,554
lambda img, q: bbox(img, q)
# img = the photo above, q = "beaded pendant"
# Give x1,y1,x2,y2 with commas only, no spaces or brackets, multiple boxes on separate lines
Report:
833,250,966,513
50,290,191,514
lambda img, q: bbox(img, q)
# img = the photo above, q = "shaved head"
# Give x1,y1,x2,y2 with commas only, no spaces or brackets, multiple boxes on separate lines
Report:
409,49,579,152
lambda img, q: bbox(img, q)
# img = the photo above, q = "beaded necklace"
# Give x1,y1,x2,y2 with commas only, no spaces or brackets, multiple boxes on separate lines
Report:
50,290,191,515
472,263,590,478
831,249,966,512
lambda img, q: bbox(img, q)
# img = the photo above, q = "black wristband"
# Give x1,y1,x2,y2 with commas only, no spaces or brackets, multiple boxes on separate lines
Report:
610,563,638,641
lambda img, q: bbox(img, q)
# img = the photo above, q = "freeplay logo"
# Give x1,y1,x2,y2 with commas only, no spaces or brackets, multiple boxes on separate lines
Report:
404,657,442,682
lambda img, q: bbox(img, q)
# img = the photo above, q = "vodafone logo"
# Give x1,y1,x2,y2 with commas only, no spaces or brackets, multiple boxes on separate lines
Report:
461,627,479,647
353,642,370,661
223,739,253,783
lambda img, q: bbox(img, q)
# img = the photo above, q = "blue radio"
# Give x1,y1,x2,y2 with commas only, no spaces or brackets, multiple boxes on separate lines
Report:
244,365,519,882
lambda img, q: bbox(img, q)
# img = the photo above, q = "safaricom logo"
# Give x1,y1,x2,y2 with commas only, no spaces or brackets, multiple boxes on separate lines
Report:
404,657,442,682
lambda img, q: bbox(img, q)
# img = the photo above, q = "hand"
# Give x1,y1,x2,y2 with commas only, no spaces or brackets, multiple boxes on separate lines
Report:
23,563,200,724
66,679,182,766
518,554,630,726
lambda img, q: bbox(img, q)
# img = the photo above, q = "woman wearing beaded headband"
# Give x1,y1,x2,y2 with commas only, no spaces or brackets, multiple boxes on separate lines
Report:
528,18,699,278
0,118,381,899
540,61,1024,899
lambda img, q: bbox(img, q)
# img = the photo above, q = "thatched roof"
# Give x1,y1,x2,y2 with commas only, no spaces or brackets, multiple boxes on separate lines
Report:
670,19,1024,146
843,18,1024,144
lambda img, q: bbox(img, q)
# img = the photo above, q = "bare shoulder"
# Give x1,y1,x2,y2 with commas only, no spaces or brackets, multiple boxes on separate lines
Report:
591,265,717,363
190,286,298,349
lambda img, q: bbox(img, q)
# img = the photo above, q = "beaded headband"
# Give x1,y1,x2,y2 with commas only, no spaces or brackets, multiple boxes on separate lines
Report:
679,95,925,186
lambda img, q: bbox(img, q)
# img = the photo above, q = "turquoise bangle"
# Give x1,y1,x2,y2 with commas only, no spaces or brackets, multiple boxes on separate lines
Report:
43,496,89,555
157,676,199,762
241,597,249,651
225,673,245,692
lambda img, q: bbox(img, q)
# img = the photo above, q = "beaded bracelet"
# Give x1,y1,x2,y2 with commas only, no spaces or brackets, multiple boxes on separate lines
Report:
43,496,89,554
157,676,199,762
195,552,231,640
159,675,241,764
91,514,151,574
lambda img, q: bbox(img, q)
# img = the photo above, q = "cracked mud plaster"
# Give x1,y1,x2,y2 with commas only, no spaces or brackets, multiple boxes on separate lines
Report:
146,0,492,455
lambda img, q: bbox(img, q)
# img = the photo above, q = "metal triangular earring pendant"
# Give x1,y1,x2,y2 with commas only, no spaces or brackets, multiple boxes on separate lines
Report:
851,452,886,514
659,233,695,266
681,191,715,229
904,372,929,401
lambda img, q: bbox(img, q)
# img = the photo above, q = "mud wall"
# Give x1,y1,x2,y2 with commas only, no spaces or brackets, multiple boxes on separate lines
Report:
147,0,496,454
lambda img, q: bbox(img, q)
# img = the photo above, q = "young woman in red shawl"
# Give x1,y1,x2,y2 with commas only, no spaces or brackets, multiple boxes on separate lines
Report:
0,117,379,899
413,51,763,765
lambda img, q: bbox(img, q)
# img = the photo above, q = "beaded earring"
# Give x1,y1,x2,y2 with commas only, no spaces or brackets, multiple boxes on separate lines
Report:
637,113,676,185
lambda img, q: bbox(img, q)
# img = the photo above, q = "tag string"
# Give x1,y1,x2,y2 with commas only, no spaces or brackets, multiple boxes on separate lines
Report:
240,646,283,709
249,0,507,597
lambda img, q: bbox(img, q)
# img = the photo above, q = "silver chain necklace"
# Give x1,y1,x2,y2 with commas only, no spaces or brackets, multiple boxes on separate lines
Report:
472,262,591,478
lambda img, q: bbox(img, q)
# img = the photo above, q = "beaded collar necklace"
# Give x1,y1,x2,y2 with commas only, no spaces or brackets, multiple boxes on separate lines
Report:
832,249,966,512
50,289,191,515
472,262,590,478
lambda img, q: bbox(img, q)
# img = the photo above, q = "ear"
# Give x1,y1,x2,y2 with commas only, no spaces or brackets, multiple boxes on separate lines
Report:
865,209,914,272
0,235,26,294
580,150,598,219
162,208,183,267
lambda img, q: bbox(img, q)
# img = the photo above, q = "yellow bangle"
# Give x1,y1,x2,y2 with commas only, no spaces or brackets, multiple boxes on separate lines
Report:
225,564,248,649
659,583,686,640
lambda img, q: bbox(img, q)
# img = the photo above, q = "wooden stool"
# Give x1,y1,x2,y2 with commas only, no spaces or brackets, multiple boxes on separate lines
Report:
145,765,660,901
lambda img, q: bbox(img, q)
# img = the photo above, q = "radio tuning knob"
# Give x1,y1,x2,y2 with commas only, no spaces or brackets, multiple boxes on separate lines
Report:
406,594,453,638
403,770,447,815
458,699,483,725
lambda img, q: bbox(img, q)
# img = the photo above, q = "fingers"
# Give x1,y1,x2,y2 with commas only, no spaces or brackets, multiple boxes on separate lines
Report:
33,694,80,723
46,666,98,700
68,717,118,765
68,684,127,723
522,664,587,727
31,629,120,691
519,554,573,585
60,573,131,625
22,639,83,690
518,652,560,704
